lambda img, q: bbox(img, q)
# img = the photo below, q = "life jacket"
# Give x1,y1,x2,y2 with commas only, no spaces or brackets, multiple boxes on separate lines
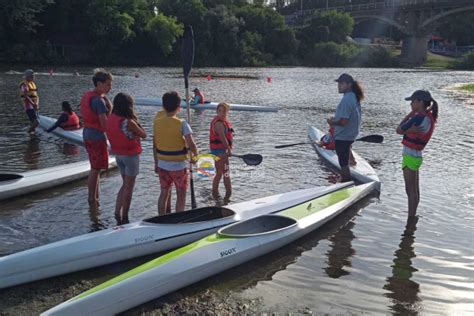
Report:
401,111,435,151
320,127,335,150
19,80,38,104
210,116,234,150
194,91,205,104
80,90,104,131
153,114,188,161
60,111,81,130
106,113,142,156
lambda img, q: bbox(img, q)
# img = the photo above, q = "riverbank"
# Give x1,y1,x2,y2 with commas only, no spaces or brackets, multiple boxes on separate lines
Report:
442,82,474,107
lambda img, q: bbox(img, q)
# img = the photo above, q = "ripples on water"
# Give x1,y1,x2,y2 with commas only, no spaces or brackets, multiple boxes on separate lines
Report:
0,67,472,315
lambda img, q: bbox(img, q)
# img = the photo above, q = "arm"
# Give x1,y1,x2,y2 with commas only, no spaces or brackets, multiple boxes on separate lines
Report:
396,113,422,135
184,134,198,158
47,113,68,132
98,113,108,132
103,95,113,115
153,134,159,173
128,119,147,139
327,117,349,126
214,121,232,155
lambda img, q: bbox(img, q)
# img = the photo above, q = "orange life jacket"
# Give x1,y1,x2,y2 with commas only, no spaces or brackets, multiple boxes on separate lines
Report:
194,91,205,104
60,111,81,130
80,90,105,131
106,113,142,156
401,112,435,151
209,116,234,150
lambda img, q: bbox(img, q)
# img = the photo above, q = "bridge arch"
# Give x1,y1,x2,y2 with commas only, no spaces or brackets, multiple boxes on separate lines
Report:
354,15,407,34
421,6,474,31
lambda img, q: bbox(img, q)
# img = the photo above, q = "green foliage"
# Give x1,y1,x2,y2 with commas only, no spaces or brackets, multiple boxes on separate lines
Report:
146,13,183,56
452,51,474,70
351,46,400,68
458,83,474,93
437,12,474,46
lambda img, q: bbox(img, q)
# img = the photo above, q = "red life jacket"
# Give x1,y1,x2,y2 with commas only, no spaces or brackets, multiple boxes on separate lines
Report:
321,127,335,150
210,116,234,150
401,111,435,151
195,91,205,104
106,113,142,156
80,90,104,131
60,111,81,130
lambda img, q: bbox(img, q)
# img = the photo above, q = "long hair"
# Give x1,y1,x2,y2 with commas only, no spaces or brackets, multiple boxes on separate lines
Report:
61,101,73,114
351,80,364,103
112,92,136,119
423,98,439,122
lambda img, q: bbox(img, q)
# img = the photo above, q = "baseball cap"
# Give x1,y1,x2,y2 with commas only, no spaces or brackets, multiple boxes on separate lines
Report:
405,90,432,102
24,69,34,77
193,88,199,92
335,73,354,83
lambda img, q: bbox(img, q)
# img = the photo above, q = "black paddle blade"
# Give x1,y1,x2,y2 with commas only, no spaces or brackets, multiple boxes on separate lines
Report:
356,135,384,143
182,25,194,88
241,154,263,166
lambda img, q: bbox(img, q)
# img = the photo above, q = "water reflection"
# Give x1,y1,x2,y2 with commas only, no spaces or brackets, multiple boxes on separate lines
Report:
384,216,421,314
89,206,106,232
324,218,356,278
61,143,80,156
23,134,41,167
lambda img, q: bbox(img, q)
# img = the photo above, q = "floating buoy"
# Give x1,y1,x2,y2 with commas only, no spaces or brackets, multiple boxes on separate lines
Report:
134,72,139,78
266,76,272,83
49,69,53,76
207,74,212,81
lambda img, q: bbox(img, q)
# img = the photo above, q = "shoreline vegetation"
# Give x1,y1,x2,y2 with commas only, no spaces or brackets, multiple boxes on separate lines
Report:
1,2,473,70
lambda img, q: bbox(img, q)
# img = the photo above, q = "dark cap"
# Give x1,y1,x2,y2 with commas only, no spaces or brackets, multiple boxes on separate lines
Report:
405,90,432,102
335,73,354,83
24,69,34,77
193,88,199,92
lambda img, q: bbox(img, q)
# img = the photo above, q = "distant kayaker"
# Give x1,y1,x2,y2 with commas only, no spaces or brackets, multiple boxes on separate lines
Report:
327,73,363,182
106,93,146,224
46,101,81,132
153,91,198,215
210,102,234,199
396,90,438,217
19,69,39,133
80,68,113,208
191,88,205,105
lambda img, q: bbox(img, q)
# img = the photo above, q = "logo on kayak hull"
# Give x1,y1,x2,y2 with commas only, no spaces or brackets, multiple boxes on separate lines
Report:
220,247,237,258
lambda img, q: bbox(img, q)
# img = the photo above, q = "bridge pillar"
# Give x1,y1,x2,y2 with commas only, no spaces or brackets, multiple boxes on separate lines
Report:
400,35,428,67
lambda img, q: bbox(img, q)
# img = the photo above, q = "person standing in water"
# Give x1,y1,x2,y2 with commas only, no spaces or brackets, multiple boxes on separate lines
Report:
19,69,39,133
106,93,146,224
210,102,234,199
396,90,438,217
327,73,363,182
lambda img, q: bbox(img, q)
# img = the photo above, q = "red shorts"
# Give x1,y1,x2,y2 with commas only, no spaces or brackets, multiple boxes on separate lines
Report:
158,168,188,190
84,140,109,169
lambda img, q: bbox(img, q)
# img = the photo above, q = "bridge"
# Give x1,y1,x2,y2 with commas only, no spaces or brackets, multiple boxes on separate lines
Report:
282,0,474,66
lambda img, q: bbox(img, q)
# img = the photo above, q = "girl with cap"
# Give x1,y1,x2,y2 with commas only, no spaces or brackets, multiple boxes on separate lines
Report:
210,102,234,199
396,90,438,217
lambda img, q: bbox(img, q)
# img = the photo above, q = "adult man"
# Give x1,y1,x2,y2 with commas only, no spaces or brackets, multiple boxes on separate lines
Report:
80,69,113,207
327,73,363,182
19,69,39,133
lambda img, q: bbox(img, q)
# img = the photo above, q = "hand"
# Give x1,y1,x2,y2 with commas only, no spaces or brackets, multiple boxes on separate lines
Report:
154,164,159,174
225,148,232,157
406,125,422,134
327,117,334,126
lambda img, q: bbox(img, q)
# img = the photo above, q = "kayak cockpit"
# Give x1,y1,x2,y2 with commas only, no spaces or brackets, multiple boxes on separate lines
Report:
0,173,23,183
143,207,236,224
218,215,297,238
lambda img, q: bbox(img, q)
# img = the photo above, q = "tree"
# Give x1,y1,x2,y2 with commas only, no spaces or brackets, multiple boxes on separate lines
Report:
146,13,183,56
437,12,474,46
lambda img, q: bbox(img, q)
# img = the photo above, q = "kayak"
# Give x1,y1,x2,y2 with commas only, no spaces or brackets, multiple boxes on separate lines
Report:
1,183,350,289
42,181,376,315
38,115,84,146
308,126,380,188
135,97,278,112
0,158,116,201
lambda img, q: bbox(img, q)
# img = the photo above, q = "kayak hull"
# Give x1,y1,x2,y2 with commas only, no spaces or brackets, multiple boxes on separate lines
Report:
1,183,350,289
135,98,278,112
38,115,84,146
42,182,376,315
308,126,380,188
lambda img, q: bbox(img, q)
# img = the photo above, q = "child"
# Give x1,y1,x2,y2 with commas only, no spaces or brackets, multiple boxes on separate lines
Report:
153,91,198,215
106,93,146,224
47,101,81,132
318,126,336,150
396,90,438,217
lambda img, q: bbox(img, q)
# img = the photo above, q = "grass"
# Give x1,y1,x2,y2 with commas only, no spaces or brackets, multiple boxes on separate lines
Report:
458,84,474,93
388,48,458,68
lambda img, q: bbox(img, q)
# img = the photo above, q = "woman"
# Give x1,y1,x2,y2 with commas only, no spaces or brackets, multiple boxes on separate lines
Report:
106,93,146,224
327,73,363,182
396,90,438,217
47,101,81,132
209,102,234,199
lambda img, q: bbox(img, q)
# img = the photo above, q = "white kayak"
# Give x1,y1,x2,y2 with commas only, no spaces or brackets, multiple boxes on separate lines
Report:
0,183,350,289
0,158,116,202
42,181,376,315
135,97,278,112
308,126,380,188
38,115,84,146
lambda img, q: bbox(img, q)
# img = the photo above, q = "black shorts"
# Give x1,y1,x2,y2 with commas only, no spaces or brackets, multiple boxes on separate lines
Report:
335,140,354,168
25,109,38,122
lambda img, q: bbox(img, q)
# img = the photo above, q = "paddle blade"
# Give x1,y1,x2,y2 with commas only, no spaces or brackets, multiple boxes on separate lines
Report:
182,25,194,86
356,135,384,143
241,154,263,166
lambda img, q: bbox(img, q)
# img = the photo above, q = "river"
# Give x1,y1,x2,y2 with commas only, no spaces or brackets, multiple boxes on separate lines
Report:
0,66,472,315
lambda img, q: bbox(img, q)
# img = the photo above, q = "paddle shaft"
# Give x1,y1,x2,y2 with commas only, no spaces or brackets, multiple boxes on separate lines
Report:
275,134,383,149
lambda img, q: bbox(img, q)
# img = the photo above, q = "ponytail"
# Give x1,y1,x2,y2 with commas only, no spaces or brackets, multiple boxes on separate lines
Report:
352,81,364,103
423,98,438,121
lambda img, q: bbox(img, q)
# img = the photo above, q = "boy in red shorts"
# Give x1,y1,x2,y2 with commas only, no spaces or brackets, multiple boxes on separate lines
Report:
153,91,198,215
80,69,113,207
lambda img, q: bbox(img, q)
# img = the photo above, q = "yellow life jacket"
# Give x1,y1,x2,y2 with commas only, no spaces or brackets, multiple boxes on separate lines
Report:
19,80,38,102
153,113,188,161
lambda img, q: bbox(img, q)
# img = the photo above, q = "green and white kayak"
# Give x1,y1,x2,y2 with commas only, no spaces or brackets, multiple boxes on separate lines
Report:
42,181,376,315
135,98,278,112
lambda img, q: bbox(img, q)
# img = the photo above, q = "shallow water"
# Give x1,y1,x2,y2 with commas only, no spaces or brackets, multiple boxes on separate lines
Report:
0,66,473,315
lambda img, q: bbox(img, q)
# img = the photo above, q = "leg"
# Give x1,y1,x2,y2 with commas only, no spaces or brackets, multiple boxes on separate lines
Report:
335,140,353,182
115,174,125,220
158,187,171,216
349,147,357,166
403,167,419,217
120,175,136,221
175,188,187,212
88,168,101,205
166,189,172,213
212,158,224,198
222,157,232,198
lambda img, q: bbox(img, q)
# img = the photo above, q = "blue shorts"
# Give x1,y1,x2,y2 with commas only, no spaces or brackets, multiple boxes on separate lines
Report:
25,109,38,122
210,149,226,156
116,154,140,177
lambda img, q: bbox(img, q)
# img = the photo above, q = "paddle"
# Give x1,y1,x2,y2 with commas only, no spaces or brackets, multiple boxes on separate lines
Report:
275,134,384,149
182,25,197,209
231,154,263,166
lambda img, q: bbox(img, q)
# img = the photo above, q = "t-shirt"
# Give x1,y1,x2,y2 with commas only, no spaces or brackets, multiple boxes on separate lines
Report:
83,96,108,141
157,121,193,171
400,114,432,157
191,95,201,106
333,92,361,141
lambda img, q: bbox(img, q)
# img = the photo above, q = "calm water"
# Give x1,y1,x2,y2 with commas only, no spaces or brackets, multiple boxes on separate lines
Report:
0,66,472,315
